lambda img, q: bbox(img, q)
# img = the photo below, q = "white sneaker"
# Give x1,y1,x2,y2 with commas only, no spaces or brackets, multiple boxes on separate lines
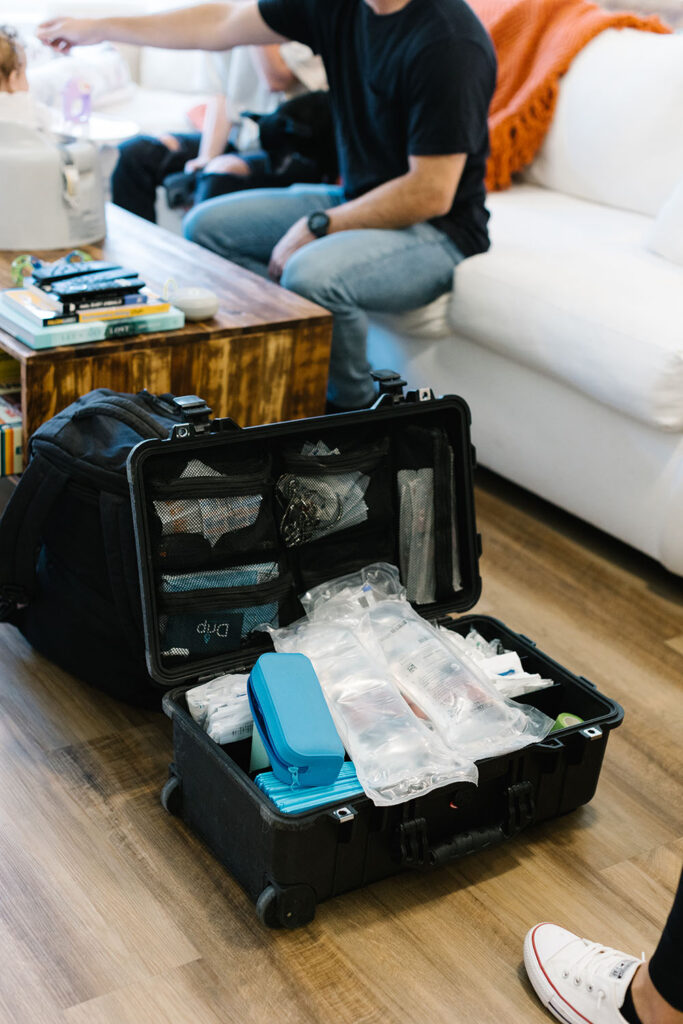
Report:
524,922,644,1024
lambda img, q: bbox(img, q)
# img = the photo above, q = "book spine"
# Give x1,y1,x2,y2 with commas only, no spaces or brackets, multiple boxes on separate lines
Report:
0,310,104,348
104,311,184,339
78,302,170,323
13,425,23,474
62,295,129,313
32,322,105,347
44,314,79,326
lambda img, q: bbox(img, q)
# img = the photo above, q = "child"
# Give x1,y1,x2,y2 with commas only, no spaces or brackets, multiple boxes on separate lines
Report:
0,26,51,130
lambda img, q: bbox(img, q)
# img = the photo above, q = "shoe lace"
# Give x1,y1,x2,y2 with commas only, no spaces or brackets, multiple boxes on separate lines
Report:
565,941,645,998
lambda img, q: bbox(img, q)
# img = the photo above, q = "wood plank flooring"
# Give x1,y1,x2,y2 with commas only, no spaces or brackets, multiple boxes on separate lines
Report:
0,468,681,1024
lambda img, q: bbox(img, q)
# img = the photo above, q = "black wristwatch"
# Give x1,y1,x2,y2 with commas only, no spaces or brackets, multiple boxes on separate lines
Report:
307,210,331,238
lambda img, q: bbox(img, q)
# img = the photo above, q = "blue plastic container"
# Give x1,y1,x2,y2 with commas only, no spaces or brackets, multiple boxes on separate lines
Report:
248,652,344,788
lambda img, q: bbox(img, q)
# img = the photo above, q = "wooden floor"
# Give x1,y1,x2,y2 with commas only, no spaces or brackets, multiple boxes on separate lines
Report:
0,469,681,1024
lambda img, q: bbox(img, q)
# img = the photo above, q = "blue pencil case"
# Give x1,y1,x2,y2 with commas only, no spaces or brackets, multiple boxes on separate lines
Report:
247,652,344,788
256,762,363,814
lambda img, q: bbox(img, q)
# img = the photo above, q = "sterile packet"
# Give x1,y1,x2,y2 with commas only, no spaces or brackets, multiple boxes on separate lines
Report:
185,673,253,743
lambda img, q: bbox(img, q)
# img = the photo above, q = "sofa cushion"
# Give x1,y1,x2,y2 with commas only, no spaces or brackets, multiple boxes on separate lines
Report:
447,185,683,431
524,28,683,217
646,178,683,267
99,86,209,135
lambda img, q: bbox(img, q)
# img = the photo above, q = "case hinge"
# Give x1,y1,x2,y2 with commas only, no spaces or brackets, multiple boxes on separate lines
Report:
170,395,213,438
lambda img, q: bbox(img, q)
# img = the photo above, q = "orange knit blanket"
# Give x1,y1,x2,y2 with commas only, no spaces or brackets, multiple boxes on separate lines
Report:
467,0,671,190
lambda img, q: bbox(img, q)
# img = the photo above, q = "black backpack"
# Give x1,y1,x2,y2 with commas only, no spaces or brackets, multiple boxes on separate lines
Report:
0,389,187,706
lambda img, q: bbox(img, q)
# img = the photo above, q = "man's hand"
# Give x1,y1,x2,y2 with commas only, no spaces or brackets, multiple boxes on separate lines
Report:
268,217,316,281
37,18,103,53
184,156,210,174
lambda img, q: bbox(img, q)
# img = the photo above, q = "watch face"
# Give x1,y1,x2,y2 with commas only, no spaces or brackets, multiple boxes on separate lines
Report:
309,211,330,237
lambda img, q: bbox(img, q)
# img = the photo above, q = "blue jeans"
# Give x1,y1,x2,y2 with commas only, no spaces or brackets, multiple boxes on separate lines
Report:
183,184,464,407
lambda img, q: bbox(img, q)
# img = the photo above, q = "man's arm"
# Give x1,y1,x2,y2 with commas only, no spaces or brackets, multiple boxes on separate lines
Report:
37,3,285,54
327,154,467,231
184,95,233,173
268,153,467,280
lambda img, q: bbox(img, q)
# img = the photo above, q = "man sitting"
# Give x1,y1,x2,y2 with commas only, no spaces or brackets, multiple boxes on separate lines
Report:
39,0,496,411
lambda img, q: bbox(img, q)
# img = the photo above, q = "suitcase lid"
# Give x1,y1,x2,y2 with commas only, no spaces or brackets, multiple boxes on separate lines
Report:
127,377,482,687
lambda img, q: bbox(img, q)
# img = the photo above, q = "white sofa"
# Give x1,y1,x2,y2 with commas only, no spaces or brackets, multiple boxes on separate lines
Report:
367,28,683,576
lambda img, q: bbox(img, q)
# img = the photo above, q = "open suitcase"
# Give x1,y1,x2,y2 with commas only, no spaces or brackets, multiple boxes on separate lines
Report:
127,378,623,928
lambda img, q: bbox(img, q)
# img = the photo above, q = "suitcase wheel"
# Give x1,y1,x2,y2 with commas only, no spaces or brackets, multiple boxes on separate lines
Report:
161,771,181,816
256,883,317,929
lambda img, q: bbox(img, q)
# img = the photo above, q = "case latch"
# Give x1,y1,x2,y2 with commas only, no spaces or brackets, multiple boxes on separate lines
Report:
170,395,213,437
371,369,407,402
506,780,535,835
395,816,429,866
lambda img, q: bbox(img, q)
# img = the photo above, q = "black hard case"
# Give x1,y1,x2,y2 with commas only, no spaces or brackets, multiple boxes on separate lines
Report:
127,387,623,929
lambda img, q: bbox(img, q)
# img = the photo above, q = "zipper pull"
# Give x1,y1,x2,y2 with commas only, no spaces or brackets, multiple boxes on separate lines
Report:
288,766,300,789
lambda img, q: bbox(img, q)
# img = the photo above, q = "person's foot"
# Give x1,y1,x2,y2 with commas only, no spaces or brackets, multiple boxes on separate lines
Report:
524,922,644,1024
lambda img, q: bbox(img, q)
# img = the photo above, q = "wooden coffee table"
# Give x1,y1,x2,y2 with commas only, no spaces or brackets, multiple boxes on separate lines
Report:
0,204,333,441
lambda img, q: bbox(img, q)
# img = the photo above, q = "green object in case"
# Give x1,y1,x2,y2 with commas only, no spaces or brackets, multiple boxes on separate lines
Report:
550,712,584,732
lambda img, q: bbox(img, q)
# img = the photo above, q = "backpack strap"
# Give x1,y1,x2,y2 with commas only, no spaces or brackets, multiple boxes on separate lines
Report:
0,455,68,620
99,490,146,654
72,396,169,439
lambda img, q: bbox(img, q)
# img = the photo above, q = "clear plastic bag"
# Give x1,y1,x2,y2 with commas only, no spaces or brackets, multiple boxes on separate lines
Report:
438,627,554,699
398,468,436,604
301,563,553,761
367,601,552,759
300,561,405,617
268,617,478,805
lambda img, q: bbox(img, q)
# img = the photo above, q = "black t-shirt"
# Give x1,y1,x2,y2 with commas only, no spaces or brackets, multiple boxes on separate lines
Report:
258,0,497,256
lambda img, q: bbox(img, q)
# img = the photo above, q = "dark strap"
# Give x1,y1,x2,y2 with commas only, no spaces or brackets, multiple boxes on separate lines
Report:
72,396,169,439
0,455,68,619
99,490,145,654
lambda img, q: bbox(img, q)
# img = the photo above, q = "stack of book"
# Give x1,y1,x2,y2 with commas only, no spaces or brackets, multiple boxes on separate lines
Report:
0,260,185,350
0,394,22,476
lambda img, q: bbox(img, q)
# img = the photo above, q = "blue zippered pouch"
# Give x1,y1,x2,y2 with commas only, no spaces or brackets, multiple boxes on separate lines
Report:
256,761,363,813
247,653,344,788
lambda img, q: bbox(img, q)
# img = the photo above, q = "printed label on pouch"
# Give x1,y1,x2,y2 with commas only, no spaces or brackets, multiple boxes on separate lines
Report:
165,610,244,654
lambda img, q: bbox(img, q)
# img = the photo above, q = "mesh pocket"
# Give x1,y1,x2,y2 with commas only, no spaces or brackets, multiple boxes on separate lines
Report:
276,470,370,546
153,494,263,547
161,562,279,593
398,468,436,604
